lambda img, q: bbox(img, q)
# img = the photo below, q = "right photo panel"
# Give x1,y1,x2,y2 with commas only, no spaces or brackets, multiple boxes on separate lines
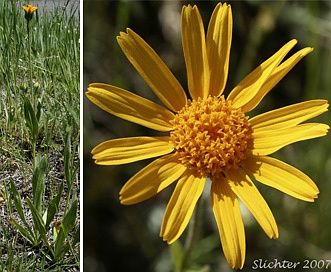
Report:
83,1,331,271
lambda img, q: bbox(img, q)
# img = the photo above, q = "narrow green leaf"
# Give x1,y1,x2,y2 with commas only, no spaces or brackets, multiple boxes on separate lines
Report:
64,129,72,190
26,198,51,250
32,154,48,213
24,96,39,141
52,220,62,243
10,179,34,234
45,181,64,229
10,218,35,245
62,196,78,236
3,180,13,214
54,196,77,258
72,225,80,247
53,226,80,262
36,100,43,122
23,98,33,133
54,229,65,260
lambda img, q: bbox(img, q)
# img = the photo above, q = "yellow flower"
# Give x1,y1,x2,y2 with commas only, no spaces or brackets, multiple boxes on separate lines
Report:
86,3,329,269
23,4,38,21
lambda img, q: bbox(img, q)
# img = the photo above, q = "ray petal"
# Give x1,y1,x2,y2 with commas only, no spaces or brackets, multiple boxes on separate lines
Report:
250,100,329,132
160,170,206,244
120,154,186,205
117,28,187,112
239,47,313,113
211,176,245,269
206,3,232,96
243,155,319,202
87,83,175,132
92,136,174,165
252,123,330,156
228,40,297,112
227,168,278,239
182,5,209,100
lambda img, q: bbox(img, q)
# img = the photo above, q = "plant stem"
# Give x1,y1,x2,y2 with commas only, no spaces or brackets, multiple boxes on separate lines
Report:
32,141,36,170
179,196,203,271
27,20,34,109
27,19,36,169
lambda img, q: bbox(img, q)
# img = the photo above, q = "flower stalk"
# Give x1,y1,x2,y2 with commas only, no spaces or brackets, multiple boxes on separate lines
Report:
23,4,38,168
23,4,38,109
180,196,203,271
27,20,33,106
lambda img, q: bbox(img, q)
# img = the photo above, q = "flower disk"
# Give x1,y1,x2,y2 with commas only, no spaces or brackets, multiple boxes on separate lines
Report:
170,96,252,177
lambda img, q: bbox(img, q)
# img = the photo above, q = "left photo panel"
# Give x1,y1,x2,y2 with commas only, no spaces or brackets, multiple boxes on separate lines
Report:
0,1,80,271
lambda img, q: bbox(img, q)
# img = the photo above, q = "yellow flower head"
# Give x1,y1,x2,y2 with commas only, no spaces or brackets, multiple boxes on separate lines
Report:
86,2,329,269
23,4,38,21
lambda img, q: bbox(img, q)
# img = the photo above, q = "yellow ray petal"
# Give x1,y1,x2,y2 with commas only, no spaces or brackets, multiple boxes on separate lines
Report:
240,47,313,113
117,29,187,112
92,136,174,165
160,170,206,244
23,5,38,13
252,123,330,156
86,83,175,132
227,168,278,239
250,100,329,132
228,39,297,112
243,155,319,202
182,5,209,100
211,176,245,269
120,154,186,205
206,3,232,97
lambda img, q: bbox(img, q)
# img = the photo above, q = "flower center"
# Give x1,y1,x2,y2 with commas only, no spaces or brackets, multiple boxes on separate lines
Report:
170,96,252,177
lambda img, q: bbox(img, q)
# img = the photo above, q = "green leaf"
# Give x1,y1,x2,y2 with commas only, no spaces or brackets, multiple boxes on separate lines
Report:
2,181,13,214
32,154,48,214
64,129,72,190
27,198,51,250
53,225,80,262
23,99,32,133
10,218,36,245
72,225,80,247
54,226,65,260
10,179,34,235
62,195,78,236
24,96,39,141
36,100,43,123
45,181,64,229
52,220,62,243
54,195,77,258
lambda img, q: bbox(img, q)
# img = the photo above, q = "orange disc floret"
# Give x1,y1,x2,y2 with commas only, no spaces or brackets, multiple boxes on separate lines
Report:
170,96,252,177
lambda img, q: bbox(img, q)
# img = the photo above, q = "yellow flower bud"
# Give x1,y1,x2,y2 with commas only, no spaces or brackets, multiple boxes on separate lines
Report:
23,4,38,21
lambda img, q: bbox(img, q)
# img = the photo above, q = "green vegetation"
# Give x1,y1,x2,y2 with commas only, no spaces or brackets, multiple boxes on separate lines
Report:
0,1,80,271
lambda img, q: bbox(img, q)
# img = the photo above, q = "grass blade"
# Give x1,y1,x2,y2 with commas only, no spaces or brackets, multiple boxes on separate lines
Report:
64,129,72,190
